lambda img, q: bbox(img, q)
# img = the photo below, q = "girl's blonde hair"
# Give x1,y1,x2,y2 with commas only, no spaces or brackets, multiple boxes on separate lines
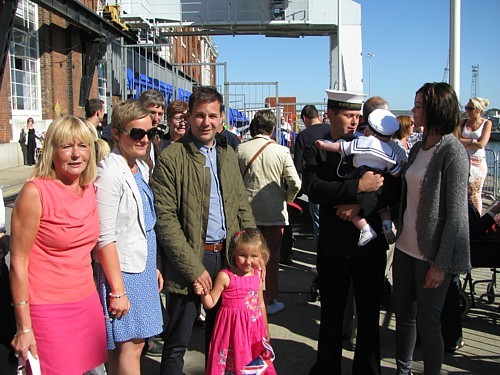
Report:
227,228,270,269
32,116,99,186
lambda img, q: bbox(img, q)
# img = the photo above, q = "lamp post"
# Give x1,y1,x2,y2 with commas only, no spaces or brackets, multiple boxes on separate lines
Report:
367,52,375,97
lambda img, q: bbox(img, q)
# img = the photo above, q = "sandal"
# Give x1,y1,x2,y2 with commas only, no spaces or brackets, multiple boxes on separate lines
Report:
445,339,465,353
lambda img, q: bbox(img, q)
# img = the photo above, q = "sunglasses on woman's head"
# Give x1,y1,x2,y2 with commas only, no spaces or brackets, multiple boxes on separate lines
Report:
464,106,475,111
117,127,157,140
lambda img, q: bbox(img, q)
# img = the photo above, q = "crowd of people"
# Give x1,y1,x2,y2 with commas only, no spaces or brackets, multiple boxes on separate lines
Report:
3,82,498,375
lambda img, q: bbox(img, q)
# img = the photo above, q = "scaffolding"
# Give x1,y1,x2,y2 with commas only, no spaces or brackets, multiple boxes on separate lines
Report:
224,81,280,136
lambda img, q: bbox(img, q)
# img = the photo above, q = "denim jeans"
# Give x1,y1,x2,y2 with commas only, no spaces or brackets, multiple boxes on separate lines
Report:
393,249,451,375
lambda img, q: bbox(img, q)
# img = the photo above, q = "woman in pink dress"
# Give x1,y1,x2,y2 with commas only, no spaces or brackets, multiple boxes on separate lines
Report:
10,116,107,374
195,228,276,375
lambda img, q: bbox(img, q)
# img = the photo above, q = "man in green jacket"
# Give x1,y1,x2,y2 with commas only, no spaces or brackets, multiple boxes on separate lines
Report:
152,86,255,375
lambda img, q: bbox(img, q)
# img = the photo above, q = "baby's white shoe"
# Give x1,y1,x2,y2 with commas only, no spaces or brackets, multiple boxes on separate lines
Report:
358,227,377,247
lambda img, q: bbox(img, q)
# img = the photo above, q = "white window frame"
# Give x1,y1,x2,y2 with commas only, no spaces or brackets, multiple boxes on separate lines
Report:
97,62,107,110
9,0,42,117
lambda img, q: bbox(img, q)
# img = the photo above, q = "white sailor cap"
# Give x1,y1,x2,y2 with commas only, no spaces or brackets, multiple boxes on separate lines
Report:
325,89,365,110
368,109,399,137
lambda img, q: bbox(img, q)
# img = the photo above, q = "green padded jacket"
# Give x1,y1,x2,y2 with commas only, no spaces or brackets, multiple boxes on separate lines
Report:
151,131,256,294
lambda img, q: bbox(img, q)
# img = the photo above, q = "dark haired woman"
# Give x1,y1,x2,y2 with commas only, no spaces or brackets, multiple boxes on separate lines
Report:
393,82,471,375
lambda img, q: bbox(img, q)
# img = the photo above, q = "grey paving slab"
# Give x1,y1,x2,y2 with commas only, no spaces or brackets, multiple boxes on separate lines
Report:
0,166,33,198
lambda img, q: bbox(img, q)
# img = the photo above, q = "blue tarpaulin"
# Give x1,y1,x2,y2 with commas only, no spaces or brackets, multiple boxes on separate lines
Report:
125,70,181,103
126,68,134,90
177,88,191,102
159,81,173,103
228,108,249,126
153,78,160,91
139,74,148,95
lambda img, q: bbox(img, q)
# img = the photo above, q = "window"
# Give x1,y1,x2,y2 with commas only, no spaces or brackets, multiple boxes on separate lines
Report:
9,0,41,114
98,62,107,110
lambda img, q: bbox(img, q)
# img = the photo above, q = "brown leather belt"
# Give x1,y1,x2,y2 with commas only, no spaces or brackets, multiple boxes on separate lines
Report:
204,242,224,252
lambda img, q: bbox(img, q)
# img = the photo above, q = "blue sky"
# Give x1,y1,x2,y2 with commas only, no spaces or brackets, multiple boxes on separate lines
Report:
213,0,499,111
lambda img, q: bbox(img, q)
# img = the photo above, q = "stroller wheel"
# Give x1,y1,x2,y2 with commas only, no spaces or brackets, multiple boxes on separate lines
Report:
311,279,320,302
311,287,319,302
458,288,471,318
486,282,496,303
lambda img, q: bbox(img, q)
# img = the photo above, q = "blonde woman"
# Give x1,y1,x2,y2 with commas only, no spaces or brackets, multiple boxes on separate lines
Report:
10,116,107,374
459,97,492,213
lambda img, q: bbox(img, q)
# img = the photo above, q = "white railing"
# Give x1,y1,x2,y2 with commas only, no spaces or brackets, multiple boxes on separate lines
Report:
483,148,499,201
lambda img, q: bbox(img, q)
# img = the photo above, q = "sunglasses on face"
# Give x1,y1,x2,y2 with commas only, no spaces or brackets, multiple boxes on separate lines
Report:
117,127,157,140
171,116,187,123
464,106,475,111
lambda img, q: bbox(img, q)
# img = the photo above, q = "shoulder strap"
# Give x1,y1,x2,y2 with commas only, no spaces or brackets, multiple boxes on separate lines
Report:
242,141,273,178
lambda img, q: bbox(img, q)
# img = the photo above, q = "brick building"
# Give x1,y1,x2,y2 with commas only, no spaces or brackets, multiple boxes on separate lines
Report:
0,0,217,169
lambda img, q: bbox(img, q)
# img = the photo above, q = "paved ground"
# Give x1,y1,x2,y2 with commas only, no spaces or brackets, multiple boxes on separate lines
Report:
1,166,499,374
138,236,500,375
0,165,34,198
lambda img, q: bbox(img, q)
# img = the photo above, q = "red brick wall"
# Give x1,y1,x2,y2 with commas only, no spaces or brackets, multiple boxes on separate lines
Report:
0,57,13,143
173,31,204,83
38,7,98,119
39,10,71,118
265,97,297,123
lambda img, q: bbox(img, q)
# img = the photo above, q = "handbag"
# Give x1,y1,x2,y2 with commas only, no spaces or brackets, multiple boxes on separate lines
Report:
17,351,41,375
240,338,275,375
19,129,26,144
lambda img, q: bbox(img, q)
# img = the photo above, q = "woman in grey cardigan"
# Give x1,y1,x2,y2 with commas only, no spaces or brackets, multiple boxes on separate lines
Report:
393,82,471,375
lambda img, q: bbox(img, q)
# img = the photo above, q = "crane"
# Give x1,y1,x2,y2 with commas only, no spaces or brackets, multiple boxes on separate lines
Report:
442,58,449,83
470,64,479,98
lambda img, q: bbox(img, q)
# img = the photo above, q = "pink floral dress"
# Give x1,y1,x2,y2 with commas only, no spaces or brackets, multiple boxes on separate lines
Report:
206,268,277,375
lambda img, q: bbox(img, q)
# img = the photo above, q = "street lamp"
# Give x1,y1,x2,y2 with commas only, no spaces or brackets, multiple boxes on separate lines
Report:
367,52,375,97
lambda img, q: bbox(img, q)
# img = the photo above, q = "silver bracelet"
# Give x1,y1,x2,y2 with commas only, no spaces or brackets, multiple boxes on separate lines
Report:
13,328,33,338
109,291,127,298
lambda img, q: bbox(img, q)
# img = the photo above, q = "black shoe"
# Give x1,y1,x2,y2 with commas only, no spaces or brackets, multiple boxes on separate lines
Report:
194,314,206,328
445,340,465,353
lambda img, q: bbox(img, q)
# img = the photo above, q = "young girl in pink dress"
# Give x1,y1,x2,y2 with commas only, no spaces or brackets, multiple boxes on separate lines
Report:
195,228,277,375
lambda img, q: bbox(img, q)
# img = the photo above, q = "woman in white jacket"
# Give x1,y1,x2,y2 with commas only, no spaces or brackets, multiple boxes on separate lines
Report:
94,99,163,375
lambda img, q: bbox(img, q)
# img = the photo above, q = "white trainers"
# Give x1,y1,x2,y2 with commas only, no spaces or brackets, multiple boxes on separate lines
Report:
358,227,377,247
267,300,285,315
382,224,396,245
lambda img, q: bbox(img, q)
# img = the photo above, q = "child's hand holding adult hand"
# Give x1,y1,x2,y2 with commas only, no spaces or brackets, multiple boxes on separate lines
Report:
193,281,204,295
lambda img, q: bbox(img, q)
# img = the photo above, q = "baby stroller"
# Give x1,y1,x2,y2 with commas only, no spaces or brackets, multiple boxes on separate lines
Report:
311,271,320,302
460,237,500,317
